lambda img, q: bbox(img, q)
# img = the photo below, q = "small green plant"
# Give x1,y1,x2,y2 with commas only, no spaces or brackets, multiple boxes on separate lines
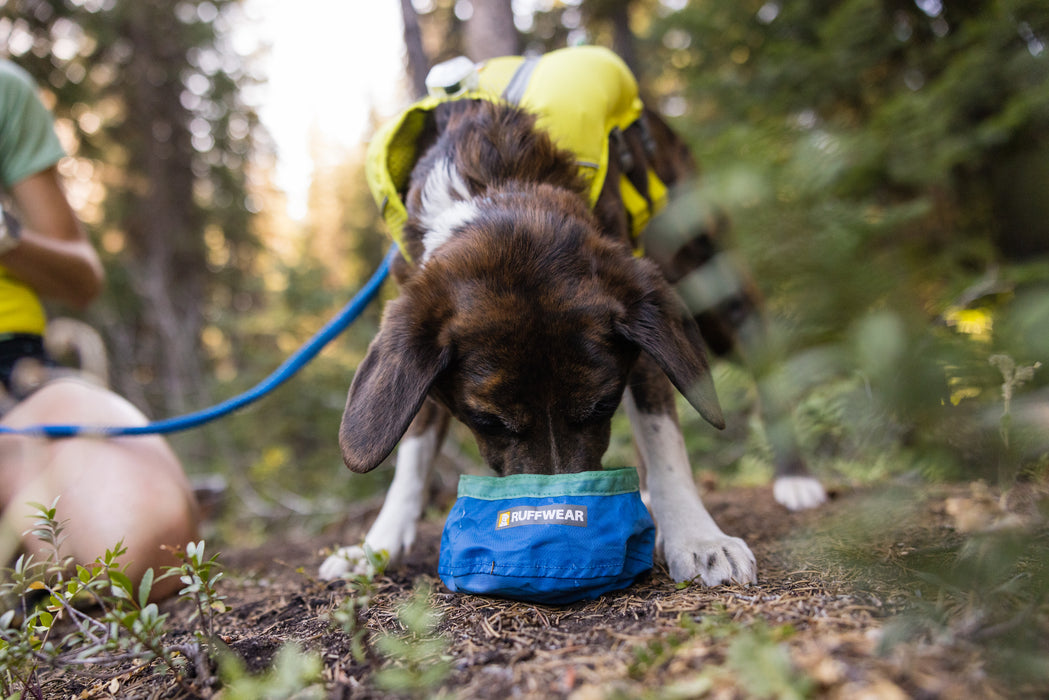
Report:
217,642,324,700
629,607,739,679
989,353,1040,452
877,526,1049,690
0,500,230,697
627,622,696,679
725,621,812,700
329,545,388,664
629,611,812,699
169,540,229,636
372,581,452,697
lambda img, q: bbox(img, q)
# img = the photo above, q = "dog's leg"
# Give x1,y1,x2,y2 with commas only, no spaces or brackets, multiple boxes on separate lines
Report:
646,194,826,511
319,399,449,580
735,315,828,511
625,358,756,586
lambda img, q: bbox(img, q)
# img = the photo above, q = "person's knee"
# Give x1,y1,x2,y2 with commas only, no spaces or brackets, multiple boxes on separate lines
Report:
2,379,201,601
3,378,149,429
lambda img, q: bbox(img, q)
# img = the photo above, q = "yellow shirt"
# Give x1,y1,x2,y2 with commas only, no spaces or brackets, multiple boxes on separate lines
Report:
0,273,46,335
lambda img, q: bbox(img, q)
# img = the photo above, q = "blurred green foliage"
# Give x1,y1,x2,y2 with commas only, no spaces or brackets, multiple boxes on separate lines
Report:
617,0,1049,490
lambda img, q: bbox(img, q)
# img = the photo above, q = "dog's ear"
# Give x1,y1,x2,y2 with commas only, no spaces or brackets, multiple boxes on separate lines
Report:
615,278,726,430
339,297,451,473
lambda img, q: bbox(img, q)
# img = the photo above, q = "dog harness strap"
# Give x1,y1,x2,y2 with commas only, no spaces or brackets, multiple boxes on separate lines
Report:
500,56,540,105
620,167,669,239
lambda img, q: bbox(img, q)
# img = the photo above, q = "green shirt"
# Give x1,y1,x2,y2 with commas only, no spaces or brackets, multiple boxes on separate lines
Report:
0,59,66,188
0,59,65,335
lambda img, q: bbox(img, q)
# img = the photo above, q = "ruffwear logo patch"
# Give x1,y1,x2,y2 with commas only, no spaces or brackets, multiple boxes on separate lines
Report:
496,504,588,529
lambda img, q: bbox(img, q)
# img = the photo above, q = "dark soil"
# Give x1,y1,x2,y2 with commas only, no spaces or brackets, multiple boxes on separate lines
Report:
31,481,1043,699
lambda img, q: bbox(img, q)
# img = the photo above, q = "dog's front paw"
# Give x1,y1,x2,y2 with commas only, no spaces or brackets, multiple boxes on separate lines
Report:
318,545,383,581
663,535,757,586
773,476,827,511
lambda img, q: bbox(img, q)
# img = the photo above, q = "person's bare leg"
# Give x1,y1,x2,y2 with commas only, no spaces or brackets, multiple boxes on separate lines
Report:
0,379,200,601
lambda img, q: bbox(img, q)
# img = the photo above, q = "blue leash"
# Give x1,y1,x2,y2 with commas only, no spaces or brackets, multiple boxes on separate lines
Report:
0,246,396,439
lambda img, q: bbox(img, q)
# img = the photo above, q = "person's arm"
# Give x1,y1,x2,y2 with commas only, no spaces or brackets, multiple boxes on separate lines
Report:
1,166,104,309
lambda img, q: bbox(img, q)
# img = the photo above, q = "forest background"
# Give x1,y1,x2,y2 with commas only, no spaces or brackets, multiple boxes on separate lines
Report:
2,0,1049,550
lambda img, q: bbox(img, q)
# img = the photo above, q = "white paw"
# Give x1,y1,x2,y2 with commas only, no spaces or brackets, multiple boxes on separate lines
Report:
663,535,757,586
773,476,827,511
318,545,381,581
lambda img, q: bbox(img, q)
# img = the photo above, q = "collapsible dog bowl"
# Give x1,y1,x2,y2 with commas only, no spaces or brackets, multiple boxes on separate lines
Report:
438,467,655,604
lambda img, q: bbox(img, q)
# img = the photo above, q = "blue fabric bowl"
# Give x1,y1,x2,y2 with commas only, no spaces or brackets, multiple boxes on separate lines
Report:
438,468,655,604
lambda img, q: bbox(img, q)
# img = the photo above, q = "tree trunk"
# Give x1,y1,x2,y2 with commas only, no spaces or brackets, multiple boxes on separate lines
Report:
400,0,430,98
607,0,640,79
583,0,640,78
464,0,519,61
117,0,206,416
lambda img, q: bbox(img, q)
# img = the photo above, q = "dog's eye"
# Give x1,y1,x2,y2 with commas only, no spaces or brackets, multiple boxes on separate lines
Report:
467,410,518,438
575,393,622,426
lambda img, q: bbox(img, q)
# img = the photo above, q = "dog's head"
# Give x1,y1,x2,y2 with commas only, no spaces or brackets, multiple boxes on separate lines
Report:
340,185,723,476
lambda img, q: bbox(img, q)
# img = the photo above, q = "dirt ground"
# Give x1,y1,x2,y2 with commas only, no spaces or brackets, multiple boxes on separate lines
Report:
33,480,1046,699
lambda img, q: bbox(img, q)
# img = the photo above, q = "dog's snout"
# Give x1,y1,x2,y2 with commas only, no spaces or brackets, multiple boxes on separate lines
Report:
470,402,611,476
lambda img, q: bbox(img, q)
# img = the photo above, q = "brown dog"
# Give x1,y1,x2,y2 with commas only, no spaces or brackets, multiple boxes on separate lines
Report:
321,48,822,586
